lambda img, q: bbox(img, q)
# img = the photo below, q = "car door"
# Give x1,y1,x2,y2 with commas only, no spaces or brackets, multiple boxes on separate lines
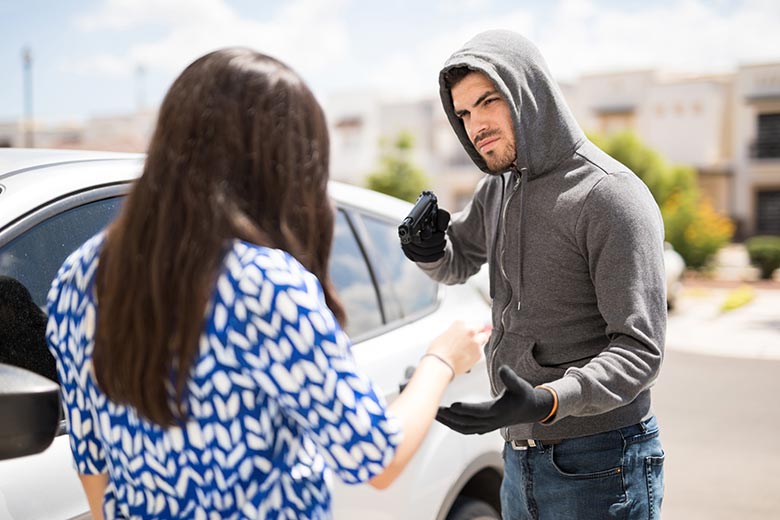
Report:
328,205,496,520
0,187,127,520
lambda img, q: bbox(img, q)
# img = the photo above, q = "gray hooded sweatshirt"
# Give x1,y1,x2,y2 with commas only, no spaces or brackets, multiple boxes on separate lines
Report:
423,30,666,441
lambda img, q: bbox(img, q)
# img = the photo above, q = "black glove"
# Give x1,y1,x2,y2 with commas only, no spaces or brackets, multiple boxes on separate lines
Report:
400,208,450,263
435,365,555,435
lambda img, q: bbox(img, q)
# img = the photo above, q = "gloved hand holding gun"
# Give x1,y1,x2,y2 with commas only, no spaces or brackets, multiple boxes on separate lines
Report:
398,191,451,263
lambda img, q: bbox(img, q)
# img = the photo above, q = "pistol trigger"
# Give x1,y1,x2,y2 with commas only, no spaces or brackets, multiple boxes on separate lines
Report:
421,227,433,240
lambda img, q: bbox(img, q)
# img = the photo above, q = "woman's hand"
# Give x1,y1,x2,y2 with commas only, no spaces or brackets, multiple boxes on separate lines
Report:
425,320,489,377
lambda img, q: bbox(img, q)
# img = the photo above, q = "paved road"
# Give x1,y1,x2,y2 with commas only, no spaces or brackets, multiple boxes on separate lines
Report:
655,285,780,519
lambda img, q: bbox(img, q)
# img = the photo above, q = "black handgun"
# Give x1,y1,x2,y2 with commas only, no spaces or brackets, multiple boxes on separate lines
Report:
398,191,439,245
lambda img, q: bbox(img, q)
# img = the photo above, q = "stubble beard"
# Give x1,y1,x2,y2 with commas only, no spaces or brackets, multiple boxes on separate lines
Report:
483,142,516,174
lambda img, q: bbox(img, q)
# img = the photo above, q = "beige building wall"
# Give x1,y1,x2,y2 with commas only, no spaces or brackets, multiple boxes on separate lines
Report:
326,93,482,211
638,76,734,216
571,70,655,136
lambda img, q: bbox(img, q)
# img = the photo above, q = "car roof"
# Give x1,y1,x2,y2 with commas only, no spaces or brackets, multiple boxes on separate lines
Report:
0,148,144,178
0,149,411,227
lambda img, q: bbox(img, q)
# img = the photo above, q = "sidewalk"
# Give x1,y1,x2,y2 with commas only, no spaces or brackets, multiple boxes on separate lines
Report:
666,283,780,360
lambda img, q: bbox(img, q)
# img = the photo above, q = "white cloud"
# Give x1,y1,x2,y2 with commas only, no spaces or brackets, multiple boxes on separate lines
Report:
64,0,780,103
364,11,535,99
72,0,351,79
70,53,135,77
536,0,780,80
75,0,237,31
366,0,780,99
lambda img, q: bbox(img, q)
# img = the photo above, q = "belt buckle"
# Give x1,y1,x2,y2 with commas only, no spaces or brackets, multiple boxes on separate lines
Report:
511,439,536,450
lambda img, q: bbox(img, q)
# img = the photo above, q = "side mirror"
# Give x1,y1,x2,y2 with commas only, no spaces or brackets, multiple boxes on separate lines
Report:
0,363,60,461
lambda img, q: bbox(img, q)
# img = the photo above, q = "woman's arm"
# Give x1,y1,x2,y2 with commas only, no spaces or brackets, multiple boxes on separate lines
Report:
369,321,486,489
78,473,108,520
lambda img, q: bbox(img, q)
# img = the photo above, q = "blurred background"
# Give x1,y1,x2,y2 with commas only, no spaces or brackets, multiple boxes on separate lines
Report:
2,0,779,518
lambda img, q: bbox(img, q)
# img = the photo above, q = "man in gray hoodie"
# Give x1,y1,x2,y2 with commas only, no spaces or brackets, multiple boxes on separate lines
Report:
400,30,666,518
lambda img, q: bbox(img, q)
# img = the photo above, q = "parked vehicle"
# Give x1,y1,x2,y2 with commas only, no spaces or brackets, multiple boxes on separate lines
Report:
0,149,502,520
664,242,686,310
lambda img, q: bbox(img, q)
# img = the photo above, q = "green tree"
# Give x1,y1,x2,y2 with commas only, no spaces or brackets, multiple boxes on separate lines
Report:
366,131,430,202
590,131,696,206
591,130,733,269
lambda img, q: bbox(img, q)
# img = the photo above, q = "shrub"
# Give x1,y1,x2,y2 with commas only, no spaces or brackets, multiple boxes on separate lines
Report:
366,132,430,202
662,193,734,269
591,130,736,270
592,131,697,206
746,235,780,279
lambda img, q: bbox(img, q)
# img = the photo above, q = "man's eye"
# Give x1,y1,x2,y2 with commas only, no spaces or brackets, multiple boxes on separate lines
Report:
484,98,498,106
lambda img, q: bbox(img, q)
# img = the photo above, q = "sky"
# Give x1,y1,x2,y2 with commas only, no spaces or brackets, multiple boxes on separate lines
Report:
2,0,780,124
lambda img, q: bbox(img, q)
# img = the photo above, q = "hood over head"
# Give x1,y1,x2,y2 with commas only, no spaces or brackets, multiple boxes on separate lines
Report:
439,30,585,179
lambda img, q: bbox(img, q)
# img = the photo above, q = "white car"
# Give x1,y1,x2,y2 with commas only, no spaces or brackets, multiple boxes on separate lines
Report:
664,242,686,310
0,149,502,520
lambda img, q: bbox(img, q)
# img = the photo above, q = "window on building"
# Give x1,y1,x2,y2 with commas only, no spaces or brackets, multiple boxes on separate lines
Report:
753,113,780,159
756,190,780,235
335,116,364,151
598,111,635,135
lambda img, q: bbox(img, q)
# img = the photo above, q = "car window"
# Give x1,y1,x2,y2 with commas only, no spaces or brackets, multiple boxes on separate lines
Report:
0,197,122,382
0,200,386,380
0,197,123,308
360,214,439,318
329,210,383,338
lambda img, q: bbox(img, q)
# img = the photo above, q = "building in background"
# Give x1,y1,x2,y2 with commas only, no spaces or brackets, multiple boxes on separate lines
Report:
566,69,735,225
733,63,780,237
327,91,476,210
0,110,156,153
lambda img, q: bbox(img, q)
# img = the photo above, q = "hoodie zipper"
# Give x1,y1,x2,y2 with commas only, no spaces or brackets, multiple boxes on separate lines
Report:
487,168,523,395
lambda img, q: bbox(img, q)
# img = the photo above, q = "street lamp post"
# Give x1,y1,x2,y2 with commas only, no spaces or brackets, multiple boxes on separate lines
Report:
22,46,33,148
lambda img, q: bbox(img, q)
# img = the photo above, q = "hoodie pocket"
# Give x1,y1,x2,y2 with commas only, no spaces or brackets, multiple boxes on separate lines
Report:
491,332,568,390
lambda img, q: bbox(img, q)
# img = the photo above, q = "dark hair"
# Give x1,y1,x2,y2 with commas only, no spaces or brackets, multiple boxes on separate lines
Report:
94,48,344,425
442,66,475,90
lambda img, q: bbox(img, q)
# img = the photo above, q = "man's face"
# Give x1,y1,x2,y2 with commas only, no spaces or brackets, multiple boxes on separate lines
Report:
451,71,516,173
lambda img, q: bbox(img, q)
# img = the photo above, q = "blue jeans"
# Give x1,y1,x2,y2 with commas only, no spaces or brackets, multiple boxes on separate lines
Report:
501,416,665,520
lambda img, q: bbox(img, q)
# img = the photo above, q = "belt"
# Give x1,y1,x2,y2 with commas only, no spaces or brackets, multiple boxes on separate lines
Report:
510,438,563,450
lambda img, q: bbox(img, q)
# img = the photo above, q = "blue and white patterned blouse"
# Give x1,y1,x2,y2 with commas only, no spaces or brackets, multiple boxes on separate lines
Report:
46,234,402,520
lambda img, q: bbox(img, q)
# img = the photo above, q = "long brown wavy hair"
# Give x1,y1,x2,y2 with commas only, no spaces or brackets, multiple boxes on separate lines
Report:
94,48,345,426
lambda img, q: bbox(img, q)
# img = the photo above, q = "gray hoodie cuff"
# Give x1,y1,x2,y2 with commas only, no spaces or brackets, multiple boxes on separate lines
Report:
540,376,583,425
415,256,446,271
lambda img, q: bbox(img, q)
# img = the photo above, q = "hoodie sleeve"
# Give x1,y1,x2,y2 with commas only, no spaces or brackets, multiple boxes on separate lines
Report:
544,172,667,421
416,177,491,285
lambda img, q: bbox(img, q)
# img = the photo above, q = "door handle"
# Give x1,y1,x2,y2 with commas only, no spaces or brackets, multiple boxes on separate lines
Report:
398,365,416,393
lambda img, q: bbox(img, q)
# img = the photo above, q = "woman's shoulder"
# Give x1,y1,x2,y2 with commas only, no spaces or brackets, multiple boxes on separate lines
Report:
227,240,322,295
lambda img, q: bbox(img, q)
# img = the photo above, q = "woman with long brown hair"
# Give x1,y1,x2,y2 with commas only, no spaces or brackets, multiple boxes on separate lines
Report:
45,48,486,519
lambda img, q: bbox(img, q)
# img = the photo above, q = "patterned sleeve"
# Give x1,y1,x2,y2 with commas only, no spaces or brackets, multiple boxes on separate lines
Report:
45,241,107,475
237,250,403,484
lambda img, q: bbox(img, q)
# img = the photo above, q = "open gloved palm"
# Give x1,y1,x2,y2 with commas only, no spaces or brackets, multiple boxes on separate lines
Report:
435,365,554,435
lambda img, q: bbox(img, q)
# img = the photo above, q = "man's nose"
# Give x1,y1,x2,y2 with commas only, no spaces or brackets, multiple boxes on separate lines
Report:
469,114,489,141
